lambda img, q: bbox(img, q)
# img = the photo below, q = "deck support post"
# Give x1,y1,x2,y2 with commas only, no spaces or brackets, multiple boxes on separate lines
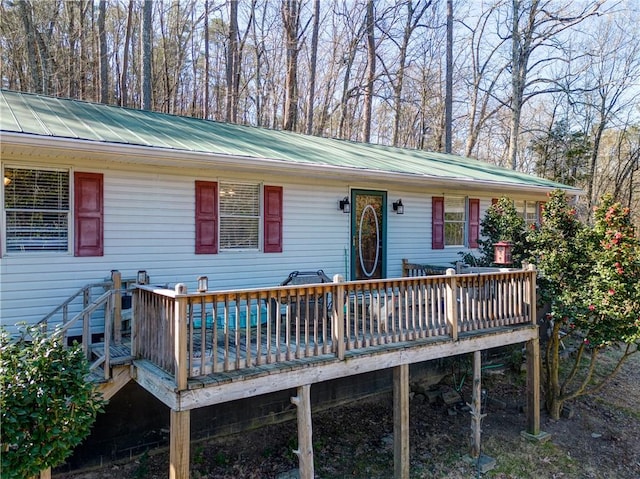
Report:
291,384,314,479
393,363,410,479
525,338,541,435
169,409,190,479
30,467,51,479
111,270,122,344
469,350,486,458
445,268,458,341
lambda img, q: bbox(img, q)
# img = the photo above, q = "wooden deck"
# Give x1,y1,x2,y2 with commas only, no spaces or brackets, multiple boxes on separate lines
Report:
130,267,538,409
133,323,537,410
38,267,542,479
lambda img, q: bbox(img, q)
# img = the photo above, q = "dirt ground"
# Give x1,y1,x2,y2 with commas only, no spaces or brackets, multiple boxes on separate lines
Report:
57,349,640,479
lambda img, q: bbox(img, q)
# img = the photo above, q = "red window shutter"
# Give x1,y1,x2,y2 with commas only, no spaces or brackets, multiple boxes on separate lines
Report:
74,172,104,257
538,201,545,224
195,181,218,254
432,196,444,250
468,198,480,248
263,185,283,253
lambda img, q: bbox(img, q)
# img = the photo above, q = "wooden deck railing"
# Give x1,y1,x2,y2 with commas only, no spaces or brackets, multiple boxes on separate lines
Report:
29,271,136,381
133,267,537,390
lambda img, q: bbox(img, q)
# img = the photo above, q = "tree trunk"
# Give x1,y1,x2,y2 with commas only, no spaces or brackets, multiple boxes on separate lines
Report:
203,0,210,119
282,0,300,131
141,0,153,110
507,0,523,170
362,0,375,143
18,1,40,92
444,0,453,153
98,0,108,103
306,0,320,135
120,0,134,107
226,0,239,122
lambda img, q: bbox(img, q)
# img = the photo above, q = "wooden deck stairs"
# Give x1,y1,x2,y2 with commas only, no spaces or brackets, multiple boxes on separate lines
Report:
88,340,135,400
36,271,138,401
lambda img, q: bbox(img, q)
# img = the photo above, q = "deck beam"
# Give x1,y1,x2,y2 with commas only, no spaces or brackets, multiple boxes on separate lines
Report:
134,326,538,411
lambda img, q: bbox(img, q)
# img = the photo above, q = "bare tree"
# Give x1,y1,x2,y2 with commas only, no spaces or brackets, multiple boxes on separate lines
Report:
282,0,302,131
17,1,41,92
362,0,375,142
141,0,152,110
119,0,134,107
579,14,640,216
305,0,320,135
97,0,108,103
226,0,239,122
459,1,509,158
505,0,603,170
444,0,452,153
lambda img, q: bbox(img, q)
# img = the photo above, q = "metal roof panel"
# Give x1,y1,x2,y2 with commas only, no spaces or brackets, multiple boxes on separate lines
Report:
0,89,574,191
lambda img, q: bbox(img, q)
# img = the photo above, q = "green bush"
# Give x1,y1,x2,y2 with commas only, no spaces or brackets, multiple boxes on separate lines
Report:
0,325,105,479
460,196,529,266
527,190,640,418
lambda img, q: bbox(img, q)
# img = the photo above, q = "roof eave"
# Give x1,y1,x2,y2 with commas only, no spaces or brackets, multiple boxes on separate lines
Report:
0,132,583,197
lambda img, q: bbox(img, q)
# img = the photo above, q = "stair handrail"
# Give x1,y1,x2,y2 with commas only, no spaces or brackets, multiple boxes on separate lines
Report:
53,290,113,338
37,281,113,330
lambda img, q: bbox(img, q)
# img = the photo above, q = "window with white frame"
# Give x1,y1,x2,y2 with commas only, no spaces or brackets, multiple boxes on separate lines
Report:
219,182,260,250
444,196,466,246
515,200,538,225
3,167,70,252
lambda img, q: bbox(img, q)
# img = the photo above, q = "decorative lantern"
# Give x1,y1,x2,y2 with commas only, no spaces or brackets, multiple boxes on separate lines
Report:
494,241,513,265
339,196,351,213
197,276,209,293
136,270,149,284
392,199,404,215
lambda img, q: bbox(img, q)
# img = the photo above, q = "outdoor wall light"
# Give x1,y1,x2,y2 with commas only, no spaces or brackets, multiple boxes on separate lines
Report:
197,276,209,293
392,199,404,215
339,196,351,213
136,270,149,284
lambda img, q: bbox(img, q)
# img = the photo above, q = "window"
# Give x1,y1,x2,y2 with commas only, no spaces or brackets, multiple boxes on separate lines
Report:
219,182,260,250
432,196,479,249
3,167,70,252
444,197,466,247
195,181,282,254
515,200,538,225
2,167,104,256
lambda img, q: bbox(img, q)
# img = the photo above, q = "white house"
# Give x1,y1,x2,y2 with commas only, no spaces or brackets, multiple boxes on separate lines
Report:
2,90,575,477
0,89,576,334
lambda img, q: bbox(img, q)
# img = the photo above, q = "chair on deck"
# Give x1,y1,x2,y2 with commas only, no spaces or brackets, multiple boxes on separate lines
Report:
278,270,332,322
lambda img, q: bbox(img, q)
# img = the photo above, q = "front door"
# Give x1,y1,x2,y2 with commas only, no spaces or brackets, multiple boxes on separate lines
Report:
351,190,386,280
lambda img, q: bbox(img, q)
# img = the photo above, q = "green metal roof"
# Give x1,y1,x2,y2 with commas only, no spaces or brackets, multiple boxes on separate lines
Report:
0,89,574,192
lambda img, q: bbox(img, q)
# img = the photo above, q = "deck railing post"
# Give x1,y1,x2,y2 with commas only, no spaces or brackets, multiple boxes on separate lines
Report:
174,283,188,391
527,264,537,324
445,268,458,341
103,288,113,381
332,274,345,360
111,270,122,344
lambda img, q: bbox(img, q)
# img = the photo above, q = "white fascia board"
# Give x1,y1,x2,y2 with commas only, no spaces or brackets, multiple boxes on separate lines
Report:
1,132,583,198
